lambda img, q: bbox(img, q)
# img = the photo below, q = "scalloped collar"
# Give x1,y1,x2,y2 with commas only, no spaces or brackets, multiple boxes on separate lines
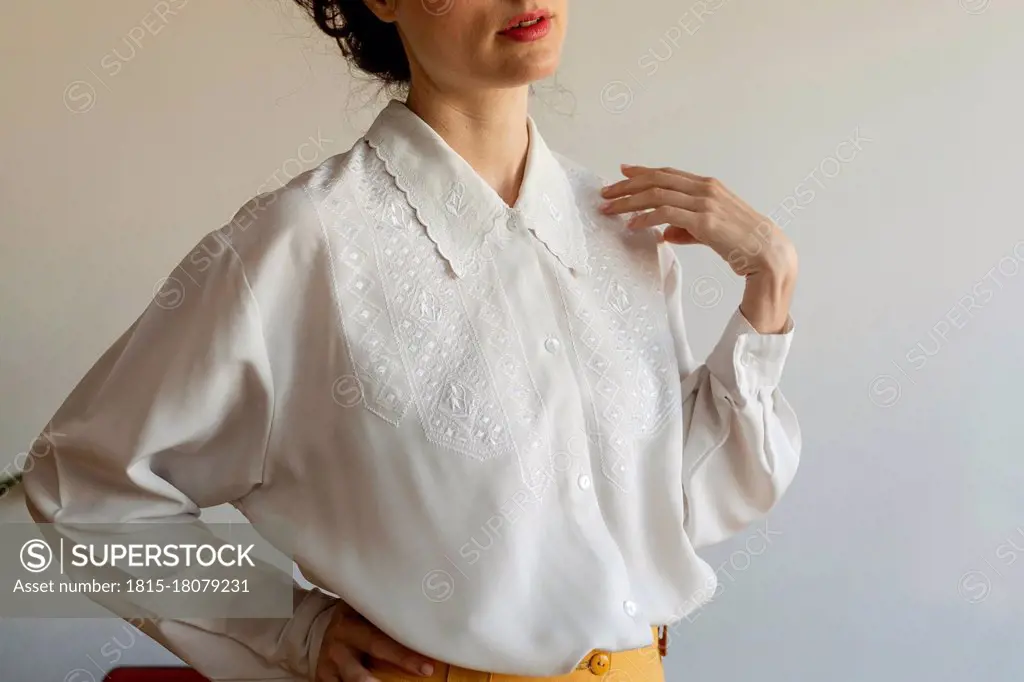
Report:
364,99,590,279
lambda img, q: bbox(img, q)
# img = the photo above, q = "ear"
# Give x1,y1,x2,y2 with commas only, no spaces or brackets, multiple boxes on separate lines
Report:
363,0,399,23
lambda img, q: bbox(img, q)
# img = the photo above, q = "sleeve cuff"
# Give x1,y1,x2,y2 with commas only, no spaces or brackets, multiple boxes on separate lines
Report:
705,307,795,403
305,594,341,681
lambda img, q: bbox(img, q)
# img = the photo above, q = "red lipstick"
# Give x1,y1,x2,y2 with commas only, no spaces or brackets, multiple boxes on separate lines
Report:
498,10,552,42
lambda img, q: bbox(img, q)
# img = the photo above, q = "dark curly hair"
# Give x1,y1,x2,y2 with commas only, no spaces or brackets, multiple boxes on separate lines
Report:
293,0,411,85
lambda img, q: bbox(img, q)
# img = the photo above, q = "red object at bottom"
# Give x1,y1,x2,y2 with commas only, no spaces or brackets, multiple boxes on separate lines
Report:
103,667,210,681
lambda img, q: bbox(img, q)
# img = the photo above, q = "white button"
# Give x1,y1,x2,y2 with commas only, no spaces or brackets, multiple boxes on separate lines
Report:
544,337,561,354
506,211,524,232
577,474,592,490
623,600,637,617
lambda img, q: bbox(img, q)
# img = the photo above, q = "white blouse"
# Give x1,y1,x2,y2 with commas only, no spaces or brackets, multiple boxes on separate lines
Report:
23,100,801,681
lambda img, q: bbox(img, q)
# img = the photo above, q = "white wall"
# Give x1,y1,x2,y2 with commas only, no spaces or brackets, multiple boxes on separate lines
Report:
3,0,1024,680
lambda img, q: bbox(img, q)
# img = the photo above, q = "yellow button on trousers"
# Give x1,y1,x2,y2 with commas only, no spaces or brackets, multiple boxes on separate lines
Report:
369,628,666,682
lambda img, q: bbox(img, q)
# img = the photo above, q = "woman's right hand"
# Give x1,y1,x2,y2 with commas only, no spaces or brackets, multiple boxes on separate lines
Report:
314,603,436,682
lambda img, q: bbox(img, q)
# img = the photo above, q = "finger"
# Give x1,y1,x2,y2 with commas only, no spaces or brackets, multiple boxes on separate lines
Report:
622,166,740,209
345,620,435,676
663,226,700,245
601,187,708,216
621,164,706,183
329,645,379,682
614,168,751,223
600,170,701,200
625,206,700,232
651,169,748,220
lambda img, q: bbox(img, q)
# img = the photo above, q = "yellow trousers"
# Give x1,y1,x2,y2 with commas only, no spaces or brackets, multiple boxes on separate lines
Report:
369,628,666,682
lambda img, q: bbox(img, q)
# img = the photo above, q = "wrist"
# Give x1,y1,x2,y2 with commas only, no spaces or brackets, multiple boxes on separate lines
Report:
740,266,796,334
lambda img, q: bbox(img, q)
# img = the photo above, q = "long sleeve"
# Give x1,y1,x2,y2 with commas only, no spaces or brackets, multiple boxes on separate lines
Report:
21,218,338,681
659,244,802,549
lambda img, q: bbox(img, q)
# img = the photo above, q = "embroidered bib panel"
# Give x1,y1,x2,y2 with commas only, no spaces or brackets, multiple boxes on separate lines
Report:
307,147,679,493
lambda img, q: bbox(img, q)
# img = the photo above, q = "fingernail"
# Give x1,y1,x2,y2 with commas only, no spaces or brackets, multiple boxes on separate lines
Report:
599,186,610,196
598,201,611,212
420,663,434,675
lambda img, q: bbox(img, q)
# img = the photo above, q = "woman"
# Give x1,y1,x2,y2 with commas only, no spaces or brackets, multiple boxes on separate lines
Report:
22,1,801,681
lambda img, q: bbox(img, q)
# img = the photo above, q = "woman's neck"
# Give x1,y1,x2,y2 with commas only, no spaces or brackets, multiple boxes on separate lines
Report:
405,82,531,208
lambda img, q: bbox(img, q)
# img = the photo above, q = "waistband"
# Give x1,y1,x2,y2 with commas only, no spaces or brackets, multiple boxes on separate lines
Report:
371,626,668,682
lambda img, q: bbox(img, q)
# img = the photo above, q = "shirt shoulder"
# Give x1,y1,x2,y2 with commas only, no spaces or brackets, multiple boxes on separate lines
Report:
550,151,643,243
551,151,612,201
212,145,368,281
551,152,608,229
159,142,374,336
550,151,667,289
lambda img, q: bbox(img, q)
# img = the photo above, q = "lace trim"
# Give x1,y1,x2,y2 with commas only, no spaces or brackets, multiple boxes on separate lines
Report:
311,148,559,481
305,174,413,428
556,166,680,492
519,175,592,275
364,137,510,279
365,137,590,277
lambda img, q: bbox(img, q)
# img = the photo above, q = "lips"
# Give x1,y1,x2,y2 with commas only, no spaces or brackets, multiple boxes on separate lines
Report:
498,9,552,41
499,9,551,33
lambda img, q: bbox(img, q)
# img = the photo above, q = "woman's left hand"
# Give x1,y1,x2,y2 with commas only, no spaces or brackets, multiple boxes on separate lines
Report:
598,164,797,279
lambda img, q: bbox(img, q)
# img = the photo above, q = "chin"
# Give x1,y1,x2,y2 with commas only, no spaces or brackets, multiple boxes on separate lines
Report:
495,54,562,87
